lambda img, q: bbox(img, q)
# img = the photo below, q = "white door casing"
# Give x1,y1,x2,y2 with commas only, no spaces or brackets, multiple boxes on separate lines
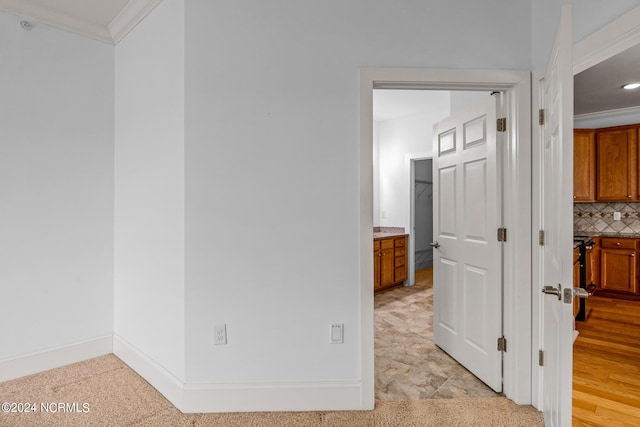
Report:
432,96,503,391
538,5,574,427
360,68,531,408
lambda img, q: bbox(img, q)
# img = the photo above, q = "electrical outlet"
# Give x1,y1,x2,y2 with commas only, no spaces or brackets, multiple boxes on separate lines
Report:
213,324,227,345
330,323,344,344
614,211,622,221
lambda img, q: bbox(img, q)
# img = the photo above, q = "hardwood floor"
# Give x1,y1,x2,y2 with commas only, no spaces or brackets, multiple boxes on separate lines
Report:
573,295,640,426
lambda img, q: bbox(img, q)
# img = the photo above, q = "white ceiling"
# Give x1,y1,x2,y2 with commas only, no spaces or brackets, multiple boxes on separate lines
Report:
0,0,161,44
574,43,640,115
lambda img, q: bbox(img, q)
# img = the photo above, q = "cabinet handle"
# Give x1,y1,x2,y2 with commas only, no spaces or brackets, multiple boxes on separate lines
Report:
628,195,632,198
632,253,635,257
616,242,621,246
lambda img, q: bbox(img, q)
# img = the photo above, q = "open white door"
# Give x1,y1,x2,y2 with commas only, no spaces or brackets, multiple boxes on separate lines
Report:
432,96,503,392
538,5,574,427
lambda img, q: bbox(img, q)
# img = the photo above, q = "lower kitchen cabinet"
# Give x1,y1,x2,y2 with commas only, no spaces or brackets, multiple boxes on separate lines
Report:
374,235,408,292
573,247,580,318
600,237,638,294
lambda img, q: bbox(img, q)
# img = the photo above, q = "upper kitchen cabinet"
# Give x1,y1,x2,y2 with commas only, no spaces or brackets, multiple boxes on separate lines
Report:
596,126,638,201
574,129,596,202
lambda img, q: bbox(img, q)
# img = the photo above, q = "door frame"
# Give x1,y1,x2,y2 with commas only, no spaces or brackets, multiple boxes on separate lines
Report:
530,4,640,410
359,68,532,407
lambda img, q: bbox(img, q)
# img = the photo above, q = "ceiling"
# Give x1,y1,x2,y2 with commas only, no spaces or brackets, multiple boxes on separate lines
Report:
0,0,161,44
575,43,640,116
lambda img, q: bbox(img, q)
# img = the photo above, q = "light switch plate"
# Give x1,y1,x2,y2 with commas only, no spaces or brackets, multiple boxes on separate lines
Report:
331,323,344,344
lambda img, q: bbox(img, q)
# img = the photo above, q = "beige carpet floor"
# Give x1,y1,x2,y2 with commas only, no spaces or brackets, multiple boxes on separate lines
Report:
0,354,542,426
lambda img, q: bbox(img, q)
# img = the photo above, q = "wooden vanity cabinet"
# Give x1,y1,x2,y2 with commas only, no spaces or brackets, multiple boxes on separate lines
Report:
600,237,638,294
596,127,638,201
574,129,596,202
374,235,408,292
394,236,407,283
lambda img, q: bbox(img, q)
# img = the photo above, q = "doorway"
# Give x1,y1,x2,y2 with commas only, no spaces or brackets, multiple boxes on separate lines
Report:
413,158,433,275
372,89,510,401
571,42,640,425
360,68,532,408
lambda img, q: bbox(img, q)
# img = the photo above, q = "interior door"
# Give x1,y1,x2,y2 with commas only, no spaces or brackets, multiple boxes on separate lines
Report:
432,96,502,391
539,5,574,427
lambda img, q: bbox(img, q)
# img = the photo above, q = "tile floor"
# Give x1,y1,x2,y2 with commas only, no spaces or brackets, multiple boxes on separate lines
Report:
374,268,500,400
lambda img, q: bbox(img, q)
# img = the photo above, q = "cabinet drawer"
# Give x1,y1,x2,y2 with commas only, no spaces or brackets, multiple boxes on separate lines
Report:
395,267,407,282
395,248,406,257
395,256,405,267
380,239,394,250
600,238,636,250
394,237,406,248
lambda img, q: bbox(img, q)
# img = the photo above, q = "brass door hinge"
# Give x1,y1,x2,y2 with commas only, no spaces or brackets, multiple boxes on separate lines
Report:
497,117,507,132
497,228,507,242
498,336,507,352
539,109,545,126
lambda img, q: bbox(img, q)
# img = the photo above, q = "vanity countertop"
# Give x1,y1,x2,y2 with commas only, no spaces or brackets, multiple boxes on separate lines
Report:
373,227,407,239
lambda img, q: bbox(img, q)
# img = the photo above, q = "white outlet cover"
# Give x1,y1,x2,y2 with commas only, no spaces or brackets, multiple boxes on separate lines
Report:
213,324,227,345
614,211,622,221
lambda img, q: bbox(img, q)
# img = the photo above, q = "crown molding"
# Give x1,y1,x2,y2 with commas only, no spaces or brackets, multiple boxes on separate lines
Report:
574,4,640,74
574,105,640,122
0,0,161,45
109,0,163,44
0,0,112,43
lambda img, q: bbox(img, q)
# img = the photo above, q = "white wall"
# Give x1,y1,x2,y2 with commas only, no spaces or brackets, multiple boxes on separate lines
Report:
0,12,113,359
377,93,450,230
373,122,380,226
450,91,492,115
114,0,185,380
184,0,531,388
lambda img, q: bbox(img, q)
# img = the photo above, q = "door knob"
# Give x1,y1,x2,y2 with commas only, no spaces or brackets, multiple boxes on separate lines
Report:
542,284,562,300
563,287,591,303
430,241,440,248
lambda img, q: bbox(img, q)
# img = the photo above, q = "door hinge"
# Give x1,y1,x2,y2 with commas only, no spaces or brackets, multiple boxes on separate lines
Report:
497,228,507,242
539,230,545,246
497,336,507,352
539,109,545,126
539,350,544,366
497,117,507,132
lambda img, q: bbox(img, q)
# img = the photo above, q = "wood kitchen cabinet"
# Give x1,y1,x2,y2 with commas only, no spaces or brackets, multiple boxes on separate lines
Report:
596,127,638,201
374,235,408,292
574,129,596,202
573,246,581,318
600,237,638,294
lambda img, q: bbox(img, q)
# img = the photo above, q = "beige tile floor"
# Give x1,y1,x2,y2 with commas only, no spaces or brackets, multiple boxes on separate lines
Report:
374,267,500,401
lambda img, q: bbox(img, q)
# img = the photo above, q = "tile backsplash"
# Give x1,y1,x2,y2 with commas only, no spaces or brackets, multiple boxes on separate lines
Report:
574,203,640,234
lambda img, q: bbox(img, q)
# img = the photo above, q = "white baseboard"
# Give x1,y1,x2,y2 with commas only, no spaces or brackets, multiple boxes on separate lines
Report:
0,336,113,382
181,381,363,413
113,334,185,408
113,334,364,413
